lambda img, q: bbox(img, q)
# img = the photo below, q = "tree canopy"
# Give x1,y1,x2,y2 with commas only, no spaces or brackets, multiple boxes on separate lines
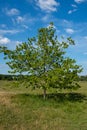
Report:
0,23,82,99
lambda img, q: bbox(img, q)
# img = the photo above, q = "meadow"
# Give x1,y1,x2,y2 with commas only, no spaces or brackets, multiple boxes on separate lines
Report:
0,80,87,130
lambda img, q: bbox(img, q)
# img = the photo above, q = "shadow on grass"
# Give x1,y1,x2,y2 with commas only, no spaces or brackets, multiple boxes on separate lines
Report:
15,92,87,103
46,92,87,102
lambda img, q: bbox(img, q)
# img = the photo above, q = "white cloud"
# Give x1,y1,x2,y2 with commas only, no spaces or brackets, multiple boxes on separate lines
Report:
16,16,25,23
71,4,77,8
0,24,7,28
58,19,73,28
22,25,29,29
74,0,87,4
36,0,60,12
0,29,20,35
15,41,22,45
13,15,35,25
84,52,87,55
5,8,20,16
7,40,22,50
0,37,22,49
41,14,53,22
42,15,50,21
84,36,87,40
68,10,73,14
65,28,75,34
68,9,77,14
68,4,77,14
0,36,10,44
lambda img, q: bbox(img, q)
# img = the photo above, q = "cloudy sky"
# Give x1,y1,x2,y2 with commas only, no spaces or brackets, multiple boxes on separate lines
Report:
0,0,87,75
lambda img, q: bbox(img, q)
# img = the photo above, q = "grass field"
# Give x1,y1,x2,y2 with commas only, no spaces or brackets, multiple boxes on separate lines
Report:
0,80,87,130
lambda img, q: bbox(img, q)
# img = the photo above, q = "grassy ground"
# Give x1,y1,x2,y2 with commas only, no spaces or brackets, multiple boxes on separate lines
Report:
0,80,87,130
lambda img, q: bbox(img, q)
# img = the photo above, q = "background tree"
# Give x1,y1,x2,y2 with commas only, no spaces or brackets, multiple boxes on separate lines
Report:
0,23,82,99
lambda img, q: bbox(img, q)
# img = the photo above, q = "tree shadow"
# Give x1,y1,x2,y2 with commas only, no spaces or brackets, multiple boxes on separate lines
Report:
13,92,87,103
46,92,87,102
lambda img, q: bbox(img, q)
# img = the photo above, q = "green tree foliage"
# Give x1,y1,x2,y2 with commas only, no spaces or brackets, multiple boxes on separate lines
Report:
0,23,82,99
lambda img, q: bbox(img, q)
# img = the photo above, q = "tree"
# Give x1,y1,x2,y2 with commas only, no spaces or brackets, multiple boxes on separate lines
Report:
0,23,82,99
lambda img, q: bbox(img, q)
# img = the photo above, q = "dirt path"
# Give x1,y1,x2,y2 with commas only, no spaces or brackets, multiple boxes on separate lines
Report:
0,91,24,106
0,91,15,95
0,91,25,96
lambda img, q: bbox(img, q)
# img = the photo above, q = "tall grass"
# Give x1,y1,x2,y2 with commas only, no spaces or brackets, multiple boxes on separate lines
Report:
0,80,87,130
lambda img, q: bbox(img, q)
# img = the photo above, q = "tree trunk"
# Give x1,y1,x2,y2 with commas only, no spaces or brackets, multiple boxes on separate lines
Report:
43,88,46,100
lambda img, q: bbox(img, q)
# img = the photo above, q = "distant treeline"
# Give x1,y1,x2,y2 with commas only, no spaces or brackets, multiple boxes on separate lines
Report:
79,75,87,81
0,74,17,80
0,74,87,81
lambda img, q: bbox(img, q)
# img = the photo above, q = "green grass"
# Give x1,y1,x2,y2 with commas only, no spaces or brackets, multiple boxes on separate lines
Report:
0,80,87,130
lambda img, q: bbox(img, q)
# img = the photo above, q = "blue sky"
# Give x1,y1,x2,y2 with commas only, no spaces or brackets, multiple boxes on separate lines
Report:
0,0,87,75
